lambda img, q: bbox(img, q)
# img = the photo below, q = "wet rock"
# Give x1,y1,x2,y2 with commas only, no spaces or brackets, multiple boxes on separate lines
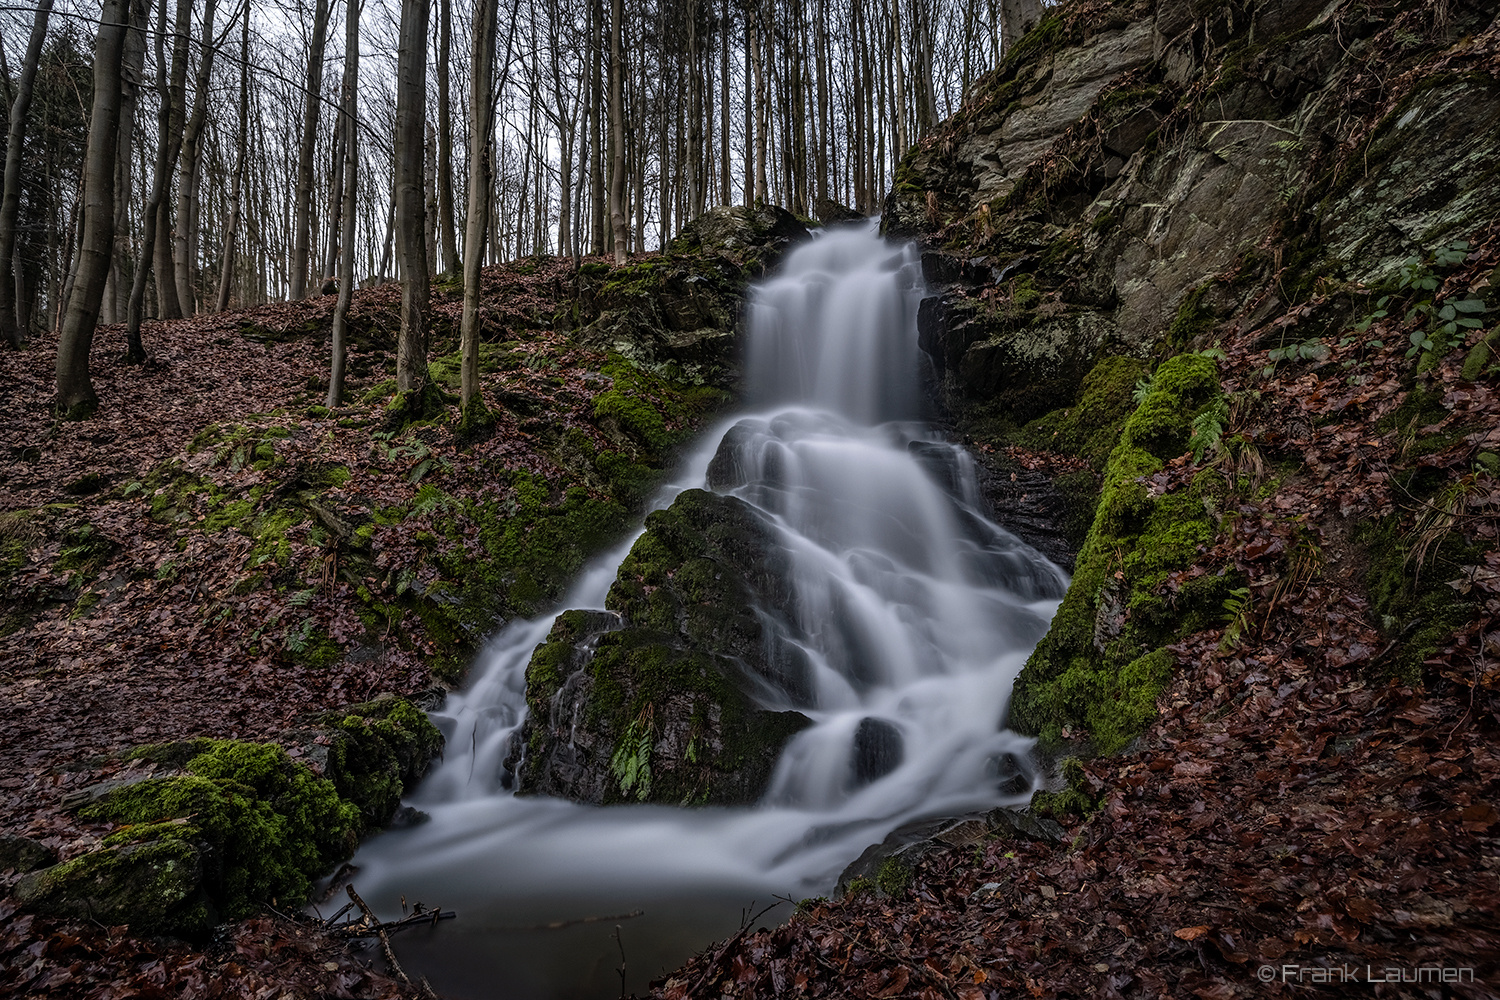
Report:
511,489,814,806
574,206,812,381
15,840,214,937
0,834,57,873
850,718,904,787
834,807,1064,898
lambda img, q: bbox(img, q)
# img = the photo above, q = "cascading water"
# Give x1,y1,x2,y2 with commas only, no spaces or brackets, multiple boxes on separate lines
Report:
344,222,1068,998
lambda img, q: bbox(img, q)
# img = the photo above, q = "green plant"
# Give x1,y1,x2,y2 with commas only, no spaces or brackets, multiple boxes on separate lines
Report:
610,706,655,801
1219,586,1252,650
1357,241,1489,361
1263,336,1329,376
1189,398,1229,463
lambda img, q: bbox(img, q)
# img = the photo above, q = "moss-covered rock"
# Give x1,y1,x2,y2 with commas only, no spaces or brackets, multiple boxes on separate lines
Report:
510,489,812,806
15,839,210,936
18,698,441,937
1008,353,1234,753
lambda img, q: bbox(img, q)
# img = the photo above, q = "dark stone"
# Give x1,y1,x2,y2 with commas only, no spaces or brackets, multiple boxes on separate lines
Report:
1102,108,1161,158
0,834,57,873
851,718,904,786
15,840,215,937
815,198,866,225
705,420,760,492
834,807,1064,897
510,490,816,807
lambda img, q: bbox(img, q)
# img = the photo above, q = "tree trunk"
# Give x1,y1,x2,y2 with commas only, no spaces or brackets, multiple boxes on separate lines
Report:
719,0,730,206
608,0,627,264
0,0,54,349
217,1,251,313
172,0,219,317
126,0,191,360
56,0,131,419
460,0,497,407
327,0,359,406
291,0,332,300
394,0,430,392
436,0,459,275
1000,0,1043,56
106,1,147,327
750,5,767,204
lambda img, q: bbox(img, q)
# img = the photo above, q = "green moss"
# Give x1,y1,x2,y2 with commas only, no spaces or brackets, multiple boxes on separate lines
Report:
1016,355,1151,470
1030,757,1102,821
16,838,209,936
1359,517,1480,682
360,378,398,404
1165,283,1215,352
80,741,359,921
875,856,913,897
1010,354,1232,751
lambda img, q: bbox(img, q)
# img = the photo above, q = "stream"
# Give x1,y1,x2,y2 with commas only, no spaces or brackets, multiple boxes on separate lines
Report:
342,221,1068,998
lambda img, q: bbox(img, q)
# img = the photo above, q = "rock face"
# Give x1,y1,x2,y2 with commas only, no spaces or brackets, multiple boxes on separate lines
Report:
572,205,812,382
885,0,1500,752
890,0,1500,421
510,489,813,806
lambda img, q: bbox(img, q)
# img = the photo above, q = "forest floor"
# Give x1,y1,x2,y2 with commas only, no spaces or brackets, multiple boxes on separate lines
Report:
2,230,1500,998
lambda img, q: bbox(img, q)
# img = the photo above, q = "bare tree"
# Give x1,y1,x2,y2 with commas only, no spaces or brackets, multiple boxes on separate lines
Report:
1000,0,1042,56
0,0,55,348
125,0,191,361
290,0,333,300
608,0,626,263
326,0,359,405
56,0,134,418
394,0,431,392
216,0,252,313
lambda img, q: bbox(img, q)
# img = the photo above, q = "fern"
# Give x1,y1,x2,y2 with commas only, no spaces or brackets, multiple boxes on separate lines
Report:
1190,398,1229,462
610,707,655,801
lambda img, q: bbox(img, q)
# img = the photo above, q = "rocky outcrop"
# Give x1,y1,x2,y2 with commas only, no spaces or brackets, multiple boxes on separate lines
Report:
886,0,1500,753
570,205,812,382
892,0,1500,422
510,489,812,806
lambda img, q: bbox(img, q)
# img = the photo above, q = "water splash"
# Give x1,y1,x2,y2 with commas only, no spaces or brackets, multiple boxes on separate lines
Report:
344,221,1066,999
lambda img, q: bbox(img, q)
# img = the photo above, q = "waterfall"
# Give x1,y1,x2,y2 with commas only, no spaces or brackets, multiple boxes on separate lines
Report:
343,222,1066,999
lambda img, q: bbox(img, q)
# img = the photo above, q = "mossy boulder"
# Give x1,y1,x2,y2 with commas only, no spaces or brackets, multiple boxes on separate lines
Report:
15,839,210,936
17,697,441,938
1008,353,1233,753
575,206,811,380
510,489,812,806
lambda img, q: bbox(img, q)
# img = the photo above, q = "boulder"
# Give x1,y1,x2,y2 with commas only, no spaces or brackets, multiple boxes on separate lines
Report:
16,840,213,937
510,489,814,806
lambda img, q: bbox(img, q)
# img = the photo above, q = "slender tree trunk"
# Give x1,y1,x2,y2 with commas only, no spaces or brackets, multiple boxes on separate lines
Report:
127,0,190,359
172,0,218,317
322,105,346,283
394,0,430,392
0,0,55,349
608,0,626,264
57,0,131,419
291,0,332,300
461,0,497,407
217,2,251,313
719,0,730,206
751,5,767,204
1000,0,1043,56
436,0,459,274
106,2,146,327
327,0,359,406
152,0,191,321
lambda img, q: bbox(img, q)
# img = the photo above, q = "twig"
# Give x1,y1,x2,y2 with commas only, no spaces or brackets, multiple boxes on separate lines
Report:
613,924,627,999
346,884,414,988
491,909,643,932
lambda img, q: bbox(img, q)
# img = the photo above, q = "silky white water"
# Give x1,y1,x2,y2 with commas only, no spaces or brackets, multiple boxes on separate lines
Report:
344,222,1067,998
